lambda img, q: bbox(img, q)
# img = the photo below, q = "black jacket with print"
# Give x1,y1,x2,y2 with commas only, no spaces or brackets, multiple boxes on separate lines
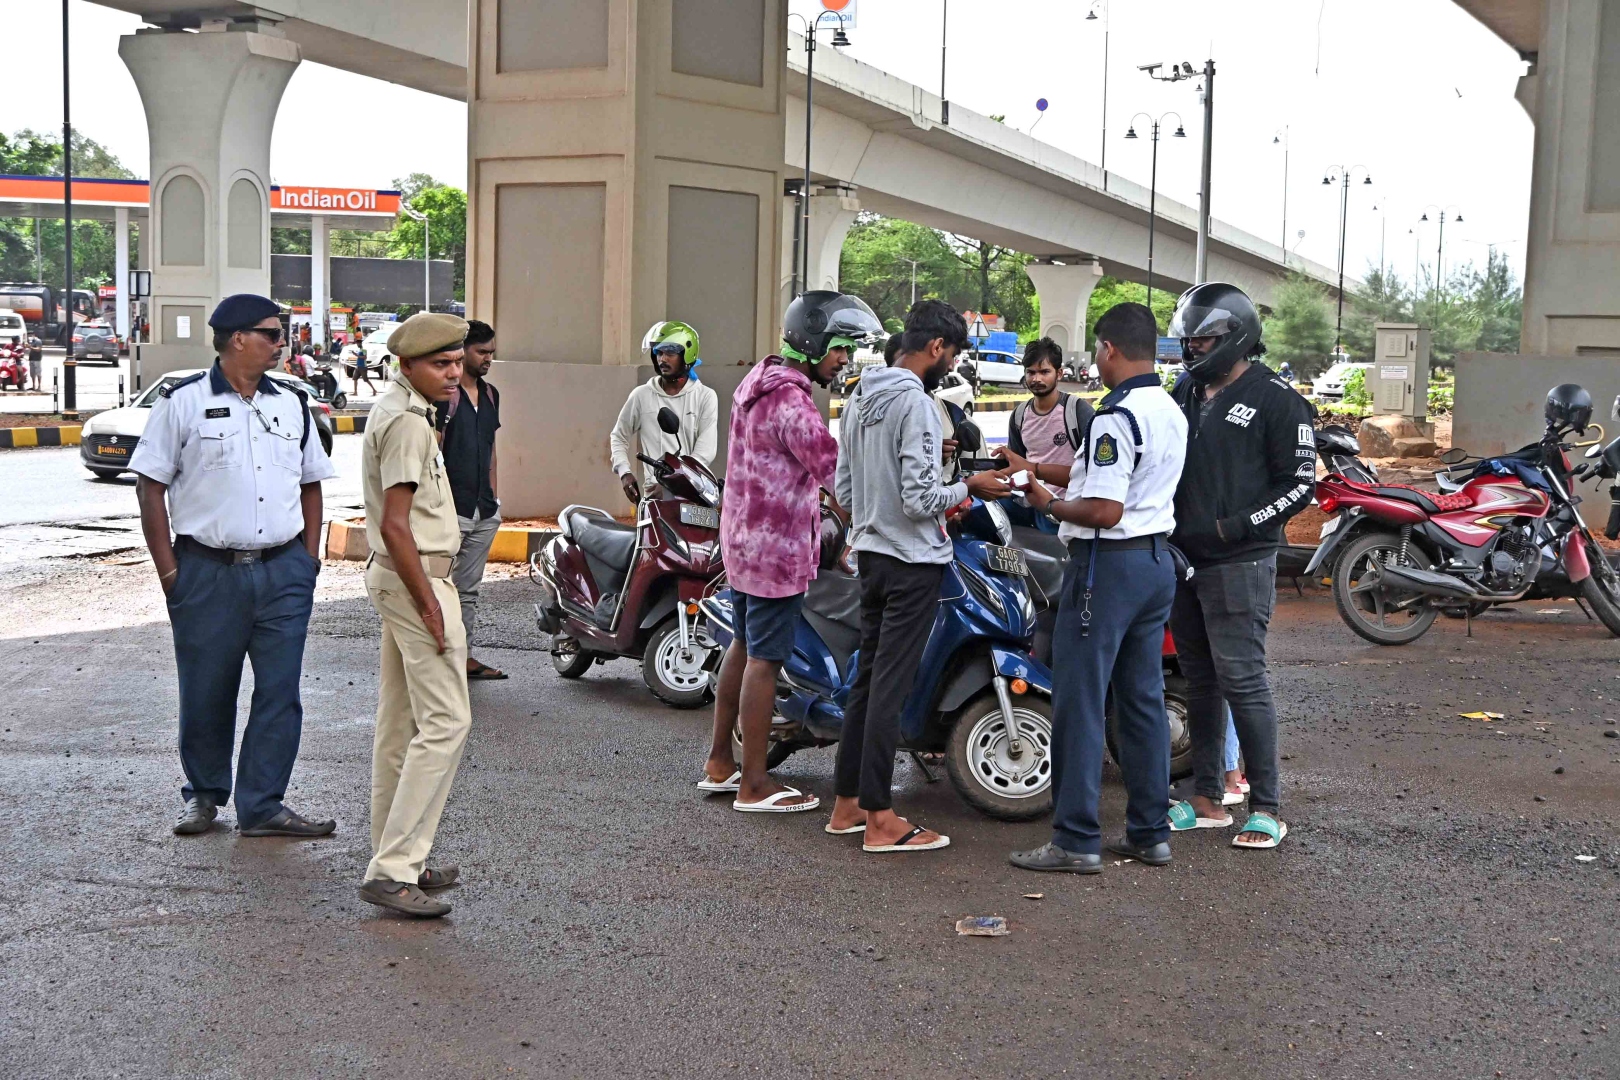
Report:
1170,362,1317,568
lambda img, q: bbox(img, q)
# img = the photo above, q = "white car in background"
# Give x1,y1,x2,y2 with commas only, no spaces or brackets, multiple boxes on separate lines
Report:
1313,361,1371,402
934,369,975,414
960,349,1025,386
0,310,25,348
359,325,399,376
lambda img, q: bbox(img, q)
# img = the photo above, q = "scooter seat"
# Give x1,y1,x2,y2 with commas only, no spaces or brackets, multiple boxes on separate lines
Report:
566,509,638,571
804,571,863,674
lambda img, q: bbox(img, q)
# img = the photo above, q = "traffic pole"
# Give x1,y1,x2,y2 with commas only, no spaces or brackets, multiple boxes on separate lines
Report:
63,358,77,420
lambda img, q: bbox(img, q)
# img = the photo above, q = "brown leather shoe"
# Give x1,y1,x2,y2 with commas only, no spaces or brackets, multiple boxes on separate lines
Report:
418,865,461,890
358,879,451,918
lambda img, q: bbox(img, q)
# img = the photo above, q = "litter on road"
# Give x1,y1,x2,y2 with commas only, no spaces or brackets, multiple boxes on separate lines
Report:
956,916,1009,937
1460,711,1504,720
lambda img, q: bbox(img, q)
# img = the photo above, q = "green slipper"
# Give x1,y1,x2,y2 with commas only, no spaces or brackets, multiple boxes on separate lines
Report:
1232,812,1287,849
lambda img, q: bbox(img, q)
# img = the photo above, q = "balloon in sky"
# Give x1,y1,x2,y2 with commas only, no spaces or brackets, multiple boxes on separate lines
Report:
1036,98,1048,111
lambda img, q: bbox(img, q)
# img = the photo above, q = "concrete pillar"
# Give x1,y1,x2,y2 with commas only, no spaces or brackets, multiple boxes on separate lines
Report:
467,0,788,516
120,24,299,375
114,206,130,343
309,214,328,351
1023,258,1105,359
1521,0,1620,355
779,186,860,310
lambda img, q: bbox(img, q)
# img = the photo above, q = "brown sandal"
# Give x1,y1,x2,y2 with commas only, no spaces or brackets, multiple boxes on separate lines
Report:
418,865,461,890
358,879,452,918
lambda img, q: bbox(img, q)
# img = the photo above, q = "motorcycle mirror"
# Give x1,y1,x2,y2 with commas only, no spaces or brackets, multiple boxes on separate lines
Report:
657,406,681,435
1438,447,1469,465
955,420,983,454
1586,442,1604,459
1612,395,1620,422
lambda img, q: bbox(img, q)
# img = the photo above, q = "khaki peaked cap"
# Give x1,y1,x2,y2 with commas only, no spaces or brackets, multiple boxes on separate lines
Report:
388,313,470,360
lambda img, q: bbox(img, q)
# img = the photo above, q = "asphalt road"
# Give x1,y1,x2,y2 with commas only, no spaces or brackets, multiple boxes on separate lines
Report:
0,435,365,561
1,551,1618,1077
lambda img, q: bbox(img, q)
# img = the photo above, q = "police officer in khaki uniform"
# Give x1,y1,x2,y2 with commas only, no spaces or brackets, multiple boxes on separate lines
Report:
356,312,473,918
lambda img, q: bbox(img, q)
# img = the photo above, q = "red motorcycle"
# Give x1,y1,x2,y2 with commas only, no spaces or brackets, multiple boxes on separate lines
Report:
1308,385,1620,645
532,408,723,706
0,343,26,390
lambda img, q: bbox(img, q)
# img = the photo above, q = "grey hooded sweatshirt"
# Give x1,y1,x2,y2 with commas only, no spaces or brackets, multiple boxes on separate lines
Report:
835,365,968,565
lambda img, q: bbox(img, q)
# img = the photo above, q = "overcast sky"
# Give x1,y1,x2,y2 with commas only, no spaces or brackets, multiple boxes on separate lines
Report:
6,0,1531,288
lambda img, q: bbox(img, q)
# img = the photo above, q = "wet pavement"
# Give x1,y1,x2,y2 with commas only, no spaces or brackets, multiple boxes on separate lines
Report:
2,556,1618,1078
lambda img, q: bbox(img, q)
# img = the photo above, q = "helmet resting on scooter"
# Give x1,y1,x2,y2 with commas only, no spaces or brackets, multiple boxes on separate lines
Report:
1546,383,1593,435
642,321,700,377
782,290,883,362
1168,282,1264,384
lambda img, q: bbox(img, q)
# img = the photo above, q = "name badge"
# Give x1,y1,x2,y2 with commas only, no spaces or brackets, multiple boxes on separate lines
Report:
205,407,231,419
435,451,445,468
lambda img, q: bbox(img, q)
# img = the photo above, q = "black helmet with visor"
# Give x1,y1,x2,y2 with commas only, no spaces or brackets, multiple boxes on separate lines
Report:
1169,282,1264,384
783,290,883,362
1546,383,1593,435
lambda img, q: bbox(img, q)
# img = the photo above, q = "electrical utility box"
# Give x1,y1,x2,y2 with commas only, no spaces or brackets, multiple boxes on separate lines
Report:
1371,323,1431,420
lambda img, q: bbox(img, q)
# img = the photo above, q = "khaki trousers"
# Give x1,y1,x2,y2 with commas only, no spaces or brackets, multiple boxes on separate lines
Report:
364,562,471,884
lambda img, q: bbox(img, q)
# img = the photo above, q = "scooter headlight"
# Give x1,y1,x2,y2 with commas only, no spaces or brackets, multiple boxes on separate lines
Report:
984,499,1013,546
958,562,1007,621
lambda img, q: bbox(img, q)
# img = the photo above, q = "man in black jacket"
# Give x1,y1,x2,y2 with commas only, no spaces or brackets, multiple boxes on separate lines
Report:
1165,283,1315,851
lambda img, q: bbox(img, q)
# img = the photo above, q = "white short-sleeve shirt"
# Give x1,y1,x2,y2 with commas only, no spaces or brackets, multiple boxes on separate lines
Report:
1058,374,1188,543
129,362,337,550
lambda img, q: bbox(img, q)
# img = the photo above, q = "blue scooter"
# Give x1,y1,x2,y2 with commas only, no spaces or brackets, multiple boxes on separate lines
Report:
701,497,1058,821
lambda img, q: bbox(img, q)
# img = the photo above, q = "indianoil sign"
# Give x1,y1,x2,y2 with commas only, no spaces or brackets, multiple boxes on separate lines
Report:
270,186,401,215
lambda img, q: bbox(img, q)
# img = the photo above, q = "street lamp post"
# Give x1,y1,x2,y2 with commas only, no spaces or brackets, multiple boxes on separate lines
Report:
940,0,949,126
402,206,430,312
1322,165,1373,354
787,11,852,299
62,0,77,419
1143,60,1215,283
1125,112,1185,309
1085,2,1109,185
1272,127,1289,265
1418,205,1463,326
904,258,920,306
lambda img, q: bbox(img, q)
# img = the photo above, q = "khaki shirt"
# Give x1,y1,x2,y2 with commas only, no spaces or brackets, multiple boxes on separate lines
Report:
362,376,462,558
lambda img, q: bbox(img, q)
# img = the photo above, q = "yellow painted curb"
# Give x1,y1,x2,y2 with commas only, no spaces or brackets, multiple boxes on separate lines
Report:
325,518,558,564
0,424,80,449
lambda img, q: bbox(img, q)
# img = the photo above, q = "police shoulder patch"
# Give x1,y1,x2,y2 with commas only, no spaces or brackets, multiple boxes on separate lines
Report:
1093,432,1118,467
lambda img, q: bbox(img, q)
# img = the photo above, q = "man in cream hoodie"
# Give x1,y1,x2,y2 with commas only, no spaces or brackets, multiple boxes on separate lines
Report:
610,320,718,503
828,299,1009,853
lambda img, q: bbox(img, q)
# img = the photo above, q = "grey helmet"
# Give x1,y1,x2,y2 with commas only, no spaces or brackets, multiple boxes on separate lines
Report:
783,290,883,362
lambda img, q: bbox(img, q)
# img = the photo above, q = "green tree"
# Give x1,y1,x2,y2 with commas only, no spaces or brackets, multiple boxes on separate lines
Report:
1340,263,1413,361
0,129,137,289
1084,276,1177,344
388,177,467,300
1462,247,1522,355
1263,274,1337,379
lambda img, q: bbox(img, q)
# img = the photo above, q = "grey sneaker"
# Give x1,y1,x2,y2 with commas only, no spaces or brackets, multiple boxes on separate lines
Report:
173,796,217,836
1009,842,1103,874
359,879,452,918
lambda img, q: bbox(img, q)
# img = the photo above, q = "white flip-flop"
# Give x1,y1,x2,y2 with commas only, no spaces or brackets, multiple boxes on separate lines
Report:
732,787,821,813
824,822,866,835
863,826,950,853
696,769,741,793
1221,788,1246,807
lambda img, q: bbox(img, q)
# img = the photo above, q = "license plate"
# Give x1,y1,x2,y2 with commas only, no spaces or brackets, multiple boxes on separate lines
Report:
985,544,1028,577
1319,515,1340,538
679,503,720,530
98,445,128,456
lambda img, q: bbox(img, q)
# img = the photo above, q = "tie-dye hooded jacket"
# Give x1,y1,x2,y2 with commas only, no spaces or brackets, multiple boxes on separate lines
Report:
719,357,839,598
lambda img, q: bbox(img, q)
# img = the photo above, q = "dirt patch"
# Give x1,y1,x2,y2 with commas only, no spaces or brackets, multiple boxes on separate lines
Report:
1286,505,1330,546
0,413,93,429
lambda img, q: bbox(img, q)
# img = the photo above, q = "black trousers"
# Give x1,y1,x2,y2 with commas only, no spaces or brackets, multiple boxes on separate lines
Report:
834,552,945,811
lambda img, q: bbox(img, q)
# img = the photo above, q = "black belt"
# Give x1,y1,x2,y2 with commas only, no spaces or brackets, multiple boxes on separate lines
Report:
1066,534,1165,556
176,534,303,565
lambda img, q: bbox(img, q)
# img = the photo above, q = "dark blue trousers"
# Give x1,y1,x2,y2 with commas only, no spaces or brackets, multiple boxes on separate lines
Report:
166,545,319,828
1048,544,1176,855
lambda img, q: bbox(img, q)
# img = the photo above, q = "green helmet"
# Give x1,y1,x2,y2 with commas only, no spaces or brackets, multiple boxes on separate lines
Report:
642,320,700,367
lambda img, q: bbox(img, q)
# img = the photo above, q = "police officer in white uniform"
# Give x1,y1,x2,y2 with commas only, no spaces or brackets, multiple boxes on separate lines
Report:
1007,302,1189,874
131,294,339,838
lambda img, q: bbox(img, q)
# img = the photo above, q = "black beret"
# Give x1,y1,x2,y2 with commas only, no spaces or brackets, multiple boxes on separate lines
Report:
208,293,281,332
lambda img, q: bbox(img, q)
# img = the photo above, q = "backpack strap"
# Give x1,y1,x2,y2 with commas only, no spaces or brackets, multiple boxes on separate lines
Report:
1062,393,1094,454
1011,398,1029,442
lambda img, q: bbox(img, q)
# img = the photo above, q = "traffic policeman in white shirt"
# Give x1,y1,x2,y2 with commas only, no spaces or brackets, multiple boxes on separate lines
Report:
130,293,339,838
1007,302,1189,874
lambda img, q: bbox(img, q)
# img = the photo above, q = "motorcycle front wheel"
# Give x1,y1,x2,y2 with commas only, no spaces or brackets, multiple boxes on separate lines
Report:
1578,536,1620,637
1105,672,1194,782
945,691,1054,821
1331,532,1440,645
642,617,715,708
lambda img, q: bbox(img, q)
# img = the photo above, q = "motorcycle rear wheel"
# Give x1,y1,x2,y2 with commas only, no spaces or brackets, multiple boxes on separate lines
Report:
945,691,1054,821
1578,537,1620,638
551,634,595,678
1331,532,1439,646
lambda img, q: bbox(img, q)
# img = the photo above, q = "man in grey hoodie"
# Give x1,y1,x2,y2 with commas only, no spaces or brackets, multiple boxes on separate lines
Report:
829,300,1009,852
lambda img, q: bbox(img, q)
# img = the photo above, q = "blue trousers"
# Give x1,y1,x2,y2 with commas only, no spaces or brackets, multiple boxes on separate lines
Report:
166,545,319,828
1048,544,1176,855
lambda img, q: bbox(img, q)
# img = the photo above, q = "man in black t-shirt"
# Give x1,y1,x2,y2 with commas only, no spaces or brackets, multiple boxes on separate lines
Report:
444,319,506,681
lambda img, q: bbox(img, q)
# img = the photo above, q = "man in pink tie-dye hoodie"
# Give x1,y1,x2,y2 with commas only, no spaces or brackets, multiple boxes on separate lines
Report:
700,290,880,814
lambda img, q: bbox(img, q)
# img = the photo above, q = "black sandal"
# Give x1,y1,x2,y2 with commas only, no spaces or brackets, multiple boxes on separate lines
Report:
467,661,508,681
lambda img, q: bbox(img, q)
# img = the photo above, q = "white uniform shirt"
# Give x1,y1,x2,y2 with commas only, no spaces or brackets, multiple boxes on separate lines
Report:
130,362,336,550
1058,374,1188,543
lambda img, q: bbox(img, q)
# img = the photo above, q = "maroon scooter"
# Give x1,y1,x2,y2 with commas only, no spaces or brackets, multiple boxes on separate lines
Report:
532,407,723,707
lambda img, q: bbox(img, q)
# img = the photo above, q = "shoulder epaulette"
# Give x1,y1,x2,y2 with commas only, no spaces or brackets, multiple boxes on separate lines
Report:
158,371,207,398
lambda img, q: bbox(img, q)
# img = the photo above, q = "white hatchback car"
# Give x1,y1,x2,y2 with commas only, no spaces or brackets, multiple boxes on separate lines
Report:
1313,361,1371,402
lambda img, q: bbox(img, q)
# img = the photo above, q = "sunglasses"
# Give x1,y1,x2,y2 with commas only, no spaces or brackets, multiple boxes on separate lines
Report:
242,326,285,344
